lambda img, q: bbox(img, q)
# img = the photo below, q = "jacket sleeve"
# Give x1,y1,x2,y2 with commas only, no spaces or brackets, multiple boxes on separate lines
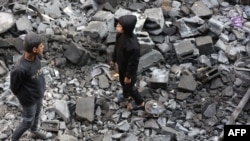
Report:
10,66,24,95
125,46,140,79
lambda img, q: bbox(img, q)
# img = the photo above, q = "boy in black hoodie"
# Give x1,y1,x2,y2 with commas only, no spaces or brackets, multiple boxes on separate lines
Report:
10,33,54,141
110,15,144,110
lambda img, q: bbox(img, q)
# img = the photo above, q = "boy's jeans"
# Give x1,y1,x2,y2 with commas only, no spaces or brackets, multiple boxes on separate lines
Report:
11,99,43,140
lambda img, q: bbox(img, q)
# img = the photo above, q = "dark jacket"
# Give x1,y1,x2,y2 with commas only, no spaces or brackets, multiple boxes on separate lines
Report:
10,55,45,106
112,15,140,79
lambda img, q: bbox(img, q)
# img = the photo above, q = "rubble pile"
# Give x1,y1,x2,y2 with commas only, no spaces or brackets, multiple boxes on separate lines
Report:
0,0,250,141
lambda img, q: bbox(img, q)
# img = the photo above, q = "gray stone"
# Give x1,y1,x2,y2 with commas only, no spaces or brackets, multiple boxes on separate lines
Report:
0,12,15,34
92,10,115,32
37,23,49,34
144,7,164,35
120,133,138,141
102,133,112,141
203,102,217,118
210,78,224,89
41,120,60,132
57,134,78,141
0,60,8,77
16,16,32,32
149,68,169,89
232,29,244,41
144,135,171,141
178,74,197,92
76,97,95,122
44,1,62,18
174,40,195,62
208,17,224,35
161,126,178,135
114,7,132,20
64,42,89,66
191,1,213,17
218,50,229,64
52,100,70,123
136,31,154,56
198,55,212,67
98,74,109,89
195,36,214,55
0,105,7,118
144,119,159,129
83,21,108,41
156,42,171,53
116,120,130,132
225,46,239,61
138,49,164,73
215,39,227,51
176,20,200,38
176,92,192,100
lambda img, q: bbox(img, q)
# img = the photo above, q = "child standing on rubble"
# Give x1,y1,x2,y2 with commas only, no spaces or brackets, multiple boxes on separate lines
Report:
10,33,54,141
110,15,144,110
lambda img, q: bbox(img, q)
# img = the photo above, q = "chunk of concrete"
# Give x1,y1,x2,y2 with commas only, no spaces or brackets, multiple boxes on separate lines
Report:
195,36,214,55
0,12,15,34
76,97,95,122
138,49,164,73
144,7,164,35
178,74,197,92
52,100,70,123
64,42,89,66
136,31,154,56
191,1,213,17
92,10,115,32
16,16,33,32
83,21,108,41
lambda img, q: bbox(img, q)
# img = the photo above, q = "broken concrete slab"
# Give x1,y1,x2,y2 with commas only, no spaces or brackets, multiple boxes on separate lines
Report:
191,1,213,17
15,16,33,32
91,10,115,32
83,21,108,41
138,49,164,73
144,7,165,35
0,12,15,34
75,97,95,122
63,42,89,66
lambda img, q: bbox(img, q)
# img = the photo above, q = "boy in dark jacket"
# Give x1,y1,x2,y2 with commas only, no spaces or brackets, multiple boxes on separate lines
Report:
10,33,54,141
110,15,144,110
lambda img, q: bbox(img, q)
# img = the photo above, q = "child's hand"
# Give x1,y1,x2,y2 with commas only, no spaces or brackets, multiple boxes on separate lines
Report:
110,61,115,68
124,77,131,84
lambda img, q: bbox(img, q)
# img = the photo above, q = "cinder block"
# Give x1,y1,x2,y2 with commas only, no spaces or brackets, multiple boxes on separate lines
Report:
195,36,214,55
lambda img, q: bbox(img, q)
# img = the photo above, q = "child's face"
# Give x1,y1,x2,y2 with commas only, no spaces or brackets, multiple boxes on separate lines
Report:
33,43,44,55
116,23,124,33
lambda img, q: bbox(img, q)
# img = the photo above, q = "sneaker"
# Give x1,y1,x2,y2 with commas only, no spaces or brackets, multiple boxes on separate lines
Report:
117,94,131,108
117,94,131,103
30,129,54,140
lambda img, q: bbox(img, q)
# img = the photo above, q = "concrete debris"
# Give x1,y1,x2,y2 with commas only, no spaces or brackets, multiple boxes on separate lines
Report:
0,0,250,141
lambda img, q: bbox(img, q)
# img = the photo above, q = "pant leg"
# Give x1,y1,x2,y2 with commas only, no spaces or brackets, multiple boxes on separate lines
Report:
30,99,43,132
11,103,38,140
119,70,130,99
128,75,144,105
120,71,144,105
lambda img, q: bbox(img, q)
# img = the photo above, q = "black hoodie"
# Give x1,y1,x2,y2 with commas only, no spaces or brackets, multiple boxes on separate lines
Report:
112,15,140,79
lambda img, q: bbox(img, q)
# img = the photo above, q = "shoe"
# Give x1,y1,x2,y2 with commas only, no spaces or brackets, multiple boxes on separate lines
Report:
127,101,145,111
117,94,131,103
30,129,54,140
117,94,131,108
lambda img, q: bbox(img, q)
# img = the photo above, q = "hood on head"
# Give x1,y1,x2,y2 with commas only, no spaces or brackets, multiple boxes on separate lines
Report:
118,15,137,35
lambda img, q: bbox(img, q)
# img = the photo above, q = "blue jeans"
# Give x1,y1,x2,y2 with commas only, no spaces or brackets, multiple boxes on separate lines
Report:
11,99,43,141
